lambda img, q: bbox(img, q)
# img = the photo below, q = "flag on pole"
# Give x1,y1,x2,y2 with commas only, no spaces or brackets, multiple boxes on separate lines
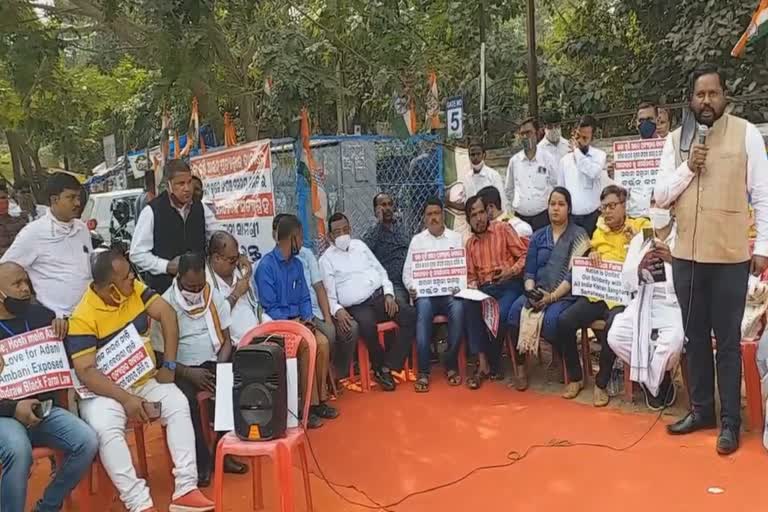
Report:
391,92,417,138
297,108,327,236
732,0,768,58
426,71,441,130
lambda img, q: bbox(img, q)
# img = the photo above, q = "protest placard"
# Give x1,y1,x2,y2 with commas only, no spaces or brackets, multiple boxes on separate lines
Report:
411,249,467,297
613,138,665,216
191,140,275,265
72,324,155,399
572,257,631,305
0,327,73,400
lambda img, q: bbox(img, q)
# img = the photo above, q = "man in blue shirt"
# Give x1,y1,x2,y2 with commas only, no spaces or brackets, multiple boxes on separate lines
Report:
255,214,337,428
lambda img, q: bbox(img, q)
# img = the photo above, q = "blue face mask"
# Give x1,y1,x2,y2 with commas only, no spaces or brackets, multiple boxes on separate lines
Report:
638,119,657,139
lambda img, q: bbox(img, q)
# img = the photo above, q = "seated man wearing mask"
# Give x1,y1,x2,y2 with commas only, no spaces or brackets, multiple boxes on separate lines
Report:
320,212,416,392
153,251,248,487
207,230,267,345
608,202,681,409
67,249,213,512
0,262,98,512
557,185,650,407
478,186,533,239
255,215,337,428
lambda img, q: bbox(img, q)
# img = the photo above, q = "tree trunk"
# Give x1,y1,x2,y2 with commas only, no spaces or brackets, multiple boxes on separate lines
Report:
5,130,24,184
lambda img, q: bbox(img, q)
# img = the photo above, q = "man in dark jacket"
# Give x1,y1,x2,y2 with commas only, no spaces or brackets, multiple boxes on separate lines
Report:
129,159,220,294
0,262,98,512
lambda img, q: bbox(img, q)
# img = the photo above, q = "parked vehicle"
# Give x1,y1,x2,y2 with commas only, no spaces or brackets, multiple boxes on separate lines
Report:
81,189,143,245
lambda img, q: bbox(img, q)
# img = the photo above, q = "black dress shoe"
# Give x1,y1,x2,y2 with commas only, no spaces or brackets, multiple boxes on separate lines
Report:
197,467,212,488
311,402,339,419
666,411,717,435
223,455,249,474
374,369,396,391
716,426,740,455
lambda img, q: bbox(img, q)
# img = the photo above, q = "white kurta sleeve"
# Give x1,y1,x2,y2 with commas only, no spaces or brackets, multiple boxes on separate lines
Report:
320,255,342,316
129,207,169,275
621,233,645,294
504,158,515,213
402,239,416,292
573,148,604,180
746,123,768,257
653,136,695,208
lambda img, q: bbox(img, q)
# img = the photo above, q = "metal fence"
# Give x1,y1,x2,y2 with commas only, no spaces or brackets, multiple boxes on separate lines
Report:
272,135,444,252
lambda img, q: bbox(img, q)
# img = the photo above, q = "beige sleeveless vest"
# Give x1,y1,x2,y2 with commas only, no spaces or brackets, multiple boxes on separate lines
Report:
670,114,750,263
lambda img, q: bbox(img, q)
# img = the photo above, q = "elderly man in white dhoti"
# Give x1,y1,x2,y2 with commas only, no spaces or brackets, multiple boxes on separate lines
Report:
607,203,684,410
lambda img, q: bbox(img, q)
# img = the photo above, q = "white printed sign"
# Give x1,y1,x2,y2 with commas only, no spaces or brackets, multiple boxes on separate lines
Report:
613,138,665,216
412,248,467,297
191,140,276,265
572,257,631,305
446,97,464,139
73,324,155,399
0,327,74,400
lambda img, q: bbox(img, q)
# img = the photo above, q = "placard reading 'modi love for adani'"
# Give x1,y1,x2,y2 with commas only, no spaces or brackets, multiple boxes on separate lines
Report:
0,327,74,400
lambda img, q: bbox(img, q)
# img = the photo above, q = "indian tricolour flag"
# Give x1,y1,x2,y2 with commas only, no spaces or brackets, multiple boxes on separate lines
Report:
297,108,327,236
732,0,768,58
391,93,417,138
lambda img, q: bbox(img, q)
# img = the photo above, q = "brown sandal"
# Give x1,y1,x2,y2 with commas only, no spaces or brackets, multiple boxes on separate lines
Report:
414,375,430,393
467,370,488,390
446,370,462,387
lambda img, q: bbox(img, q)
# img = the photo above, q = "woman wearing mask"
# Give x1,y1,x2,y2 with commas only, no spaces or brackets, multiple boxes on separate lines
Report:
507,187,591,396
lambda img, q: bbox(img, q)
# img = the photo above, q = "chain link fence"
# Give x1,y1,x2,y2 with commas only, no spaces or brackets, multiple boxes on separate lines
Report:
271,135,444,253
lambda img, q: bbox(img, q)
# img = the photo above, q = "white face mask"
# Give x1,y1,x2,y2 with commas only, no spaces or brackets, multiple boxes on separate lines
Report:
648,208,671,230
181,289,205,308
470,161,484,172
545,128,561,144
334,234,351,251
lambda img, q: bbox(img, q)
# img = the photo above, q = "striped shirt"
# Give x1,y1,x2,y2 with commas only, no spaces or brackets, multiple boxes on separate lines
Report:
466,221,528,287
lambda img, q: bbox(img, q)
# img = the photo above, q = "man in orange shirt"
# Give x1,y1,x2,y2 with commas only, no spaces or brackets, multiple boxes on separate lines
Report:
464,195,528,389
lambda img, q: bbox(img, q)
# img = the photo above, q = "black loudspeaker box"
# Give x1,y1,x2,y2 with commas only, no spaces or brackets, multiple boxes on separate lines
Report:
232,342,287,441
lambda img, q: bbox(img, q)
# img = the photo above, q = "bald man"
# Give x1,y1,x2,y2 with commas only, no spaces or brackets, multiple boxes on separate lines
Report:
0,263,98,512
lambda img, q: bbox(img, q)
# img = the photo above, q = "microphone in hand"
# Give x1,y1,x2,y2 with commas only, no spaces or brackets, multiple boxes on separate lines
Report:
689,124,709,174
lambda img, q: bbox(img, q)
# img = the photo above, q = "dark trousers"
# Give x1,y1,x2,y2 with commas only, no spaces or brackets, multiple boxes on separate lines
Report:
557,297,624,384
465,281,524,372
347,290,416,371
571,209,601,237
156,352,217,474
518,210,550,232
672,258,749,428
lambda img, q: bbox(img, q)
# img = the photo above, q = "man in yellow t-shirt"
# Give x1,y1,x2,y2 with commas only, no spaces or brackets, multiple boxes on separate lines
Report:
66,249,214,512
557,185,650,407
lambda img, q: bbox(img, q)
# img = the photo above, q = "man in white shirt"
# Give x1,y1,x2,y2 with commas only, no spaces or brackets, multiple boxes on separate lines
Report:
130,159,221,294
207,231,267,346
655,63,768,455
448,138,508,213
505,117,562,231
152,251,247,486
538,111,570,166
320,212,416,391
559,115,607,236
402,198,465,391
1,173,92,317
477,186,533,238
608,203,682,411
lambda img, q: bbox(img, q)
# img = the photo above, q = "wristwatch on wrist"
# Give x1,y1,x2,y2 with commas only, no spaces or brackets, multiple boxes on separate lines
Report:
162,361,177,371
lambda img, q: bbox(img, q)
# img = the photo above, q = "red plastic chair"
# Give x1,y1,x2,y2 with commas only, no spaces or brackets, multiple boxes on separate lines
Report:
0,447,81,511
409,315,468,382
350,320,415,392
213,320,316,512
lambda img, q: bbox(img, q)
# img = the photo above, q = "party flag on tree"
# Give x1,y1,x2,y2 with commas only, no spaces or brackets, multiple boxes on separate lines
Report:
732,0,768,57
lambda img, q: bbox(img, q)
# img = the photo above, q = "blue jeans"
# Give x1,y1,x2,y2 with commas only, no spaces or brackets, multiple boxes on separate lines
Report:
0,407,98,512
415,296,465,374
465,281,523,373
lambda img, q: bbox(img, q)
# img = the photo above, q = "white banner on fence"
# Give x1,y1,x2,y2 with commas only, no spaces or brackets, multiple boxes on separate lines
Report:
571,257,631,305
613,138,665,216
0,327,73,400
191,140,275,265
73,324,155,399
412,248,467,297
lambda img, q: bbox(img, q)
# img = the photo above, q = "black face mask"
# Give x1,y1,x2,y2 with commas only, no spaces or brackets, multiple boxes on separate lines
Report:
3,295,31,317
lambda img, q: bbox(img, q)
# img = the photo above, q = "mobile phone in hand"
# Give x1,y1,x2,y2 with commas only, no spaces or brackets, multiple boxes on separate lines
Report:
642,227,654,242
143,402,162,421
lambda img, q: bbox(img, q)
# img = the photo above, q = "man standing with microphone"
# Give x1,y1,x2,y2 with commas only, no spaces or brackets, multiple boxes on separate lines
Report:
655,63,768,455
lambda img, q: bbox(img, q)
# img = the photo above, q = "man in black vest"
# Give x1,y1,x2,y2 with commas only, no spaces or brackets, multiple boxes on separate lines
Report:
130,159,219,294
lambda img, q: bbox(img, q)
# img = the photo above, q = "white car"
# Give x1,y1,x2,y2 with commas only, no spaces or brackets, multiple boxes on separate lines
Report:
81,189,144,245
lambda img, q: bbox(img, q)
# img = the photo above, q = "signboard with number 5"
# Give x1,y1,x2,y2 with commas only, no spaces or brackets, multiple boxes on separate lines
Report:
446,97,464,139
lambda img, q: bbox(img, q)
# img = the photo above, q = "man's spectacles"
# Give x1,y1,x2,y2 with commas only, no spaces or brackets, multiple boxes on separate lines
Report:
220,255,238,264
600,201,625,212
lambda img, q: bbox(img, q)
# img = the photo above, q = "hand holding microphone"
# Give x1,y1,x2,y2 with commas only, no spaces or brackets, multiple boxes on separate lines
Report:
688,125,709,174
